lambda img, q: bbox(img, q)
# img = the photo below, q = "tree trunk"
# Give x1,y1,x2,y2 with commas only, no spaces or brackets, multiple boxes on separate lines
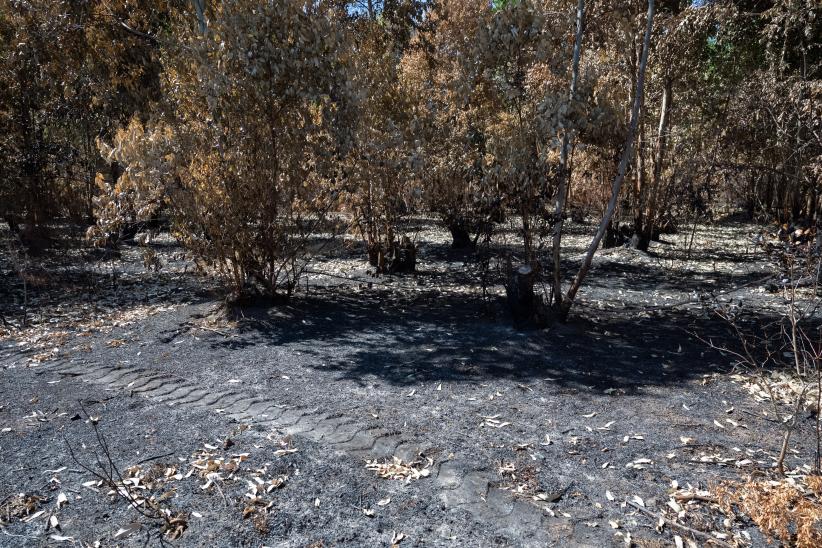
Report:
551,0,586,308
558,0,656,320
604,220,631,248
635,76,673,251
633,107,647,244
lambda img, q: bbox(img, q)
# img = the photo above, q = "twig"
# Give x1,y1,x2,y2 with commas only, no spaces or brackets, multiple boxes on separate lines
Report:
191,325,233,338
136,452,175,465
62,404,163,522
686,460,762,469
673,492,717,503
95,1,159,43
626,500,734,548
42,508,53,534
676,443,725,450
0,493,14,508
301,268,398,288
211,478,228,508
2,529,38,540
739,408,780,423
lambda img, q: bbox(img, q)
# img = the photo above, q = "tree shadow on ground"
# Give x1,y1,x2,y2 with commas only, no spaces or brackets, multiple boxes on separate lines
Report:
202,280,782,394
194,217,779,394
578,259,770,295
3,216,783,398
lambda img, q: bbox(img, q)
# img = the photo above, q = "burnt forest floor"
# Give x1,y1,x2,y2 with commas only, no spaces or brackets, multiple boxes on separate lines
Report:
0,216,817,547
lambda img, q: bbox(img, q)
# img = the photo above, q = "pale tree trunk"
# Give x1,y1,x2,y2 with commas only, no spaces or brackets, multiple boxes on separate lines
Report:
637,76,673,250
652,79,672,203
632,28,645,235
551,0,586,308
634,109,646,238
559,0,655,320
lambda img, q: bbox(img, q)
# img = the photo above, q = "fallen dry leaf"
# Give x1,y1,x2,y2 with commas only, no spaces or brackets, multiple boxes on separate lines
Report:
113,522,142,540
366,457,432,483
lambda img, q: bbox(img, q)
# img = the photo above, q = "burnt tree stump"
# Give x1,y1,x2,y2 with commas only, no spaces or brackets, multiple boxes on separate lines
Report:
448,223,473,249
505,264,548,328
388,236,416,274
369,237,417,275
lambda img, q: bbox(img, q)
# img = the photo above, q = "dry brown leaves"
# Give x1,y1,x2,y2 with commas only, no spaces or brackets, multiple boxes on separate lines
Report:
730,372,820,412
82,432,295,539
495,460,575,517
160,511,189,540
0,493,46,525
497,460,539,497
714,475,822,547
190,436,293,526
189,448,251,488
5,303,176,365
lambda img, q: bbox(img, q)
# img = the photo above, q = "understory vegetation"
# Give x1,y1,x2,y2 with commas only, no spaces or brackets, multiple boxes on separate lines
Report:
1,0,818,314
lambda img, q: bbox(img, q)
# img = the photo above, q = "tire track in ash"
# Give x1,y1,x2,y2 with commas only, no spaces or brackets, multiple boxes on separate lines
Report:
46,357,583,545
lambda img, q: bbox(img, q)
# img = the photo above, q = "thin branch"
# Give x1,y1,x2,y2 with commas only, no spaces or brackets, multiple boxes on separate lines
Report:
626,500,734,548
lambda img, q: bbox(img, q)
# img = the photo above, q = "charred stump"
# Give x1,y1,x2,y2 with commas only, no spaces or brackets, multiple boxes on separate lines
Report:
505,264,548,328
603,221,632,248
388,236,416,274
369,237,417,275
448,223,473,250
4,215,20,235
630,231,651,251
367,244,383,270
18,224,51,255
